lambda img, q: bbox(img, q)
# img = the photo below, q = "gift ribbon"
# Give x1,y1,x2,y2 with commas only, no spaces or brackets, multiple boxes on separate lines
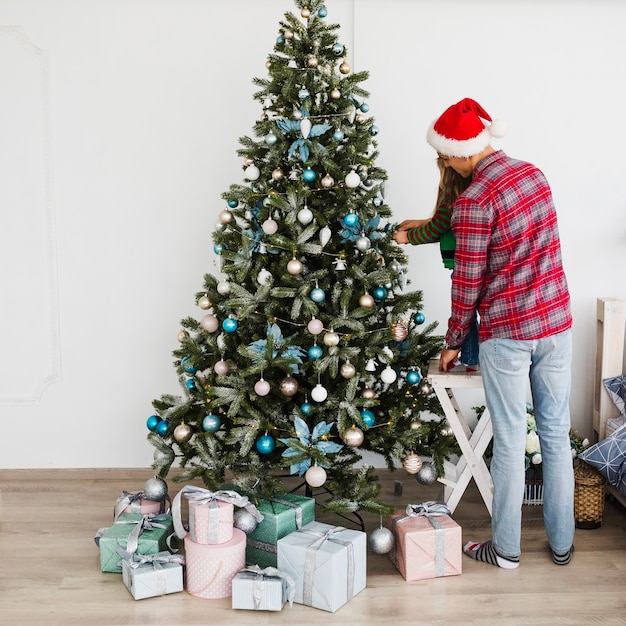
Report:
112,513,172,554
298,526,354,607
391,501,451,578
116,547,184,596
271,496,303,529
246,538,277,554
240,564,295,609
171,485,263,541
113,490,172,521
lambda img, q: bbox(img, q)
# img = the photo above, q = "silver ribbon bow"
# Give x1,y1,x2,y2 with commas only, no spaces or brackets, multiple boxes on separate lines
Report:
271,496,304,529
171,485,263,541
298,526,354,607
113,490,171,521
116,545,185,570
113,513,171,554
240,564,296,609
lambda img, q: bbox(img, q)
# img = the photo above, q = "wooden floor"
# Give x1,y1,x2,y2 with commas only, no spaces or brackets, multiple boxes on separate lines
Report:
1,468,625,626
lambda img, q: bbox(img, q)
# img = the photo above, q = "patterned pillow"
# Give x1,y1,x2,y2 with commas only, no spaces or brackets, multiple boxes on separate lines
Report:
604,375,626,417
579,424,626,495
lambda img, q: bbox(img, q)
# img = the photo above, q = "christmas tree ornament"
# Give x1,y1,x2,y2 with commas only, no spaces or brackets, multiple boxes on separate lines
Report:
414,311,426,325
213,244,224,255
380,365,397,384
244,157,253,166
301,6,311,19
213,359,229,375
323,331,340,347
173,423,193,444
300,401,313,416
218,209,234,225
284,29,294,39
297,205,313,224
402,452,423,474
227,199,238,208
343,426,364,447
244,164,260,181
287,257,303,275
333,255,347,270
410,420,422,430
264,132,278,145
373,286,387,301
197,294,211,310
318,6,328,18
418,379,433,395
321,174,334,188
271,167,284,181
356,235,371,251
217,280,230,295
307,317,324,335
343,211,359,227
440,423,454,437
200,314,219,333
234,508,258,535
416,463,438,485
407,370,422,385
298,87,310,99
302,167,316,182
365,358,377,371
222,317,238,333
143,476,168,501
202,413,221,433
311,383,328,402
359,293,375,307
300,117,312,139
391,321,409,341
280,376,299,396
319,226,332,247
333,42,344,55
345,170,361,188
388,259,400,273
305,464,327,487
308,344,323,360
361,387,375,399
156,419,170,436
368,526,394,554
339,61,350,74
333,128,344,141
370,125,379,136
254,378,271,396
360,102,370,113
177,330,189,342
262,217,278,234
146,415,159,432
256,434,276,455
310,287,326,303
257,268,272,285
360,410,375,428
340,361,356,378
153,447,175,464
308,55,318,68
330,88,341,100
185,378,197,391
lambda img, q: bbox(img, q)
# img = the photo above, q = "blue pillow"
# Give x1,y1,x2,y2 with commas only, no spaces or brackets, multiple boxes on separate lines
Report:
604,375,626,417
579,424,626,496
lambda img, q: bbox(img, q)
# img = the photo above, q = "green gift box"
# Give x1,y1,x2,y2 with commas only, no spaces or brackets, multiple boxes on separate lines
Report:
97,513,173,573
246,494,315,568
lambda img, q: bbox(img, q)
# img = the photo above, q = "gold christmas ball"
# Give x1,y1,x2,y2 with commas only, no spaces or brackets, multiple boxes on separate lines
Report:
391,321,408,341
173,423,193,444
197,295,211,310
323,331,340,347
280,376,299,397
339,61,351,74
308,56,318,68
440,423,454,437
272,168,284,181
361,387,375,399
218,209,234,224
301,7,311,18
321,174,335,188
244,157,253,166
410,420,422,430
340,362,356,378
284,29,294,39
359,293,375,308
330,88,341,99
177,330,189,342
402,452,423,475
343,426,364,447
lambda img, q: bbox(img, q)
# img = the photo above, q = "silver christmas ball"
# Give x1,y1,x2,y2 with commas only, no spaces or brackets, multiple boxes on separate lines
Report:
280,376,299,397
343,426,364,447
153,447,175,465
233,509,258,535
143,476,168,501
340,362,356,378
368,526,395,554
355,236,371,251
416,463,438,485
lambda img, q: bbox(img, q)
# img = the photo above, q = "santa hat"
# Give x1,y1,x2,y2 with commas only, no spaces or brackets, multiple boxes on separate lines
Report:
426,98,506,158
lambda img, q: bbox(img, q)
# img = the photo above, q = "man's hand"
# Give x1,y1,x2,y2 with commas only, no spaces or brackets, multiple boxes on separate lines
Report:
439,347,461,371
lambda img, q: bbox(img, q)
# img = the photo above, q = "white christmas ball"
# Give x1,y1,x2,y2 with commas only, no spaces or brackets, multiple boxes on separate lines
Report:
345,171,361,188
380,365,397,384
297,207,314,224
319,226,332,247
287,258,303,275
218,209,234,224
217,280,230,295
311,384,328,402
257,269,272,285
262,218,278,234
305,465,327,487
323,331,340,347
307,318,324,335
244,164,260,181
254,379,271,396
356,236,371,251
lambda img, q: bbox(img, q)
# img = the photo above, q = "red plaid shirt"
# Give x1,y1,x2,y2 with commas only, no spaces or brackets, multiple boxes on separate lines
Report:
446,151,572,347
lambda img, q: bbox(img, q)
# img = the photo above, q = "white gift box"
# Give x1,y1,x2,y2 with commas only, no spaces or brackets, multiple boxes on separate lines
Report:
121,551,184,600
231,566,295,611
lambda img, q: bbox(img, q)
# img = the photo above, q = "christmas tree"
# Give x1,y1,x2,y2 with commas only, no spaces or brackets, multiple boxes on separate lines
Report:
147,0,458,516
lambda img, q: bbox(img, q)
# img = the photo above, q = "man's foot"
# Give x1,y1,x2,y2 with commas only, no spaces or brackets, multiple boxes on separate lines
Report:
551,545,574,565
463,540,520,569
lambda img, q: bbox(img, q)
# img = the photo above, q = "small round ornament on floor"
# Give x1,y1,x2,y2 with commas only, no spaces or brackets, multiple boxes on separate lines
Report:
143,476,168,501
368,526,394,554
234,508,258,535
415,463,438,485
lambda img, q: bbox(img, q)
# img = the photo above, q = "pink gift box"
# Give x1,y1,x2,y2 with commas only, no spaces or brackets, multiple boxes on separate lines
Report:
115,491,163,519
184,528,246,599
189,499,234,545
384,506,462,581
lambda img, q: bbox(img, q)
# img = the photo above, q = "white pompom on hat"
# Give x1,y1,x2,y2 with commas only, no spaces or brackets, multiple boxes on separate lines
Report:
427,98,506,158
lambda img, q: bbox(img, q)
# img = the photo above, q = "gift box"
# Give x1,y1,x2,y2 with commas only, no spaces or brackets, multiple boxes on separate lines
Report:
277,521,366,613
120,551,184,600
231,565,295,611
384,502,462,581
246,493,315,568
96,513,173,573
184,528,246,599
114,490,165,520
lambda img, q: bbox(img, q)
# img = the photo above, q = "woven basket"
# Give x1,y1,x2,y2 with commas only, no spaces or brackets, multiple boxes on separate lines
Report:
574,461,605,529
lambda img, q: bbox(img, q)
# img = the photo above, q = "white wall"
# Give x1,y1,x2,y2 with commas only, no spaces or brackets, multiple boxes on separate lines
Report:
0,0,624,469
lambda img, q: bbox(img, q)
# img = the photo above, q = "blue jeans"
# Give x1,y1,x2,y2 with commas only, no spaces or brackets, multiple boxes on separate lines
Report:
479,330,574,558
460,315,479,367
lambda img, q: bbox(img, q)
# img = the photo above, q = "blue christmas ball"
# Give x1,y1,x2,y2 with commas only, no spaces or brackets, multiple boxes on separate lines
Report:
213,244,224,255
372,286,388,301
227,199,238,208
276,35,285,44
256,435,276,455
407,370,422,385
300,402,314,416
222,317,238,333
310,287,326,303
146,415,160,431
156,419,169,436
360,102,370,113
318,6,328,17
373,195,383,207
333,42,344,55
308,345,323,360
202,413,221,433
361,410,375,428
298,88,310,99
414,311,426,325
370,125,379,136
343,212,359,227
333,129,344,142
185,378,197,390
302,168,316,182
181,356,197,374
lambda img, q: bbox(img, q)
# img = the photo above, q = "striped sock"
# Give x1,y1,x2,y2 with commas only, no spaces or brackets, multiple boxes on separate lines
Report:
551,545,574,565
463,540,520,569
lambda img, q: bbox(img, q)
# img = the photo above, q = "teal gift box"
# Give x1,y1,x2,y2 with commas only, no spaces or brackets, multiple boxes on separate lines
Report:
96,513,173,573
246,494,315,568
